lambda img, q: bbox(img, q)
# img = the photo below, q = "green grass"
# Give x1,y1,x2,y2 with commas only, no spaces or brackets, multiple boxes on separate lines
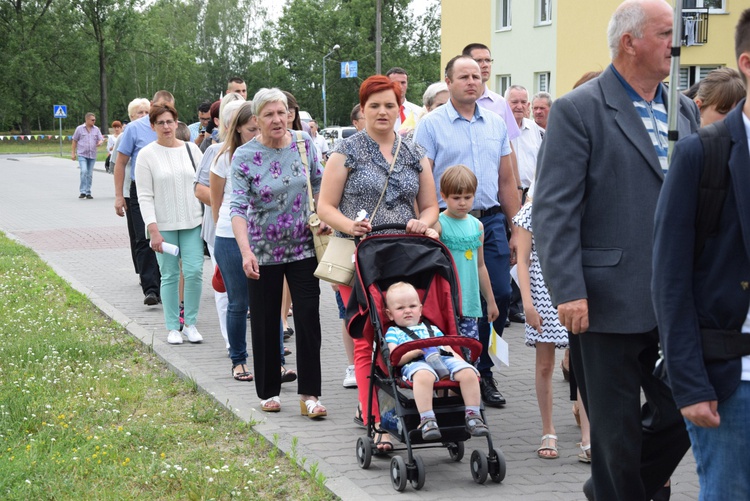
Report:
0,140,108,161
0,233,336,500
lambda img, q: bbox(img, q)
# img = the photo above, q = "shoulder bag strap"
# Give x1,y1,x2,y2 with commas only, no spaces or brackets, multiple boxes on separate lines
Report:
370,134,402,223
295,131,316,213
185,142,197,171
694,120,731,259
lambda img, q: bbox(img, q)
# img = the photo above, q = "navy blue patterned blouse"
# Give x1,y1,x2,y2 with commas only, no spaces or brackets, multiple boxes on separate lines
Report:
332,130,425,237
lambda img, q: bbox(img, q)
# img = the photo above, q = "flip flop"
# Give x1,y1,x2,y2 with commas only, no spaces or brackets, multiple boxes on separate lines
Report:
281,366,297,383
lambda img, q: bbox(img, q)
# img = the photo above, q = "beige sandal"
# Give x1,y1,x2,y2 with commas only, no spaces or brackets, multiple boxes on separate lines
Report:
537,434,559,459
260,396,280,412
300,398,327,419
578,442,592,463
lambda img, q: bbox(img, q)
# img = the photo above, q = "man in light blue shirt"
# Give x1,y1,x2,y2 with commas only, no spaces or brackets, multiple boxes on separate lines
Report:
415,55,520,407
113,90,175,306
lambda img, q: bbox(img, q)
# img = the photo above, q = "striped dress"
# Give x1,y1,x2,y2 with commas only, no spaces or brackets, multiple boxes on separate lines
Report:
513,203,568,348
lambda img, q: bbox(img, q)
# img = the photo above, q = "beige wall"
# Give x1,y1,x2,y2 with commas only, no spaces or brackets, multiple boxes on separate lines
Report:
555,1,616,97
440,0,492,73
493,0,557,95
441,0,740,99
680,9,738,69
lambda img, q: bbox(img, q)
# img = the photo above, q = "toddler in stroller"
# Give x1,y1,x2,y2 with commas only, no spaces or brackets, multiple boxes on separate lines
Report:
350,226,505,490
384,281,490,440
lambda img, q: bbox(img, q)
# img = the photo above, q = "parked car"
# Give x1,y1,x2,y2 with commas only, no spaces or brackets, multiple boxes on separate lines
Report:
299,111,312,124
322,126,357,147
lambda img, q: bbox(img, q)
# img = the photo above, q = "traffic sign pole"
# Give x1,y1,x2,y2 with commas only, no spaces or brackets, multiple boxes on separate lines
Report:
53,105,67,157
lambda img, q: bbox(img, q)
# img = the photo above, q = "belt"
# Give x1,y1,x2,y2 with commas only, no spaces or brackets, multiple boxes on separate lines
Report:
468,206,502,218
701,328,750,362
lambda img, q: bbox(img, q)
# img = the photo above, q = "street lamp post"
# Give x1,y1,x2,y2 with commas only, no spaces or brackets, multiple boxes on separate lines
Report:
322,44,340,129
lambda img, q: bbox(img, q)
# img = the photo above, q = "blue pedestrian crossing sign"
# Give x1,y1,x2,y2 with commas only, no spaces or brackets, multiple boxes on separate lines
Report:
53,105,67,119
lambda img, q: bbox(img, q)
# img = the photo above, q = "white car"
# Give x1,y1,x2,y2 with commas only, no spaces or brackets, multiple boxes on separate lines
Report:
322,126,357,147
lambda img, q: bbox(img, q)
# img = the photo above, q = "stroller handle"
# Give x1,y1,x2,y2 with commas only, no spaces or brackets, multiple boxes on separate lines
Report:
355,223,408,244
370,223,407,232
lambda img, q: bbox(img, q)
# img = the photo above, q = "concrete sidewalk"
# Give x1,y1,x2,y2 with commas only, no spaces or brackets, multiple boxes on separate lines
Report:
0,155,700,500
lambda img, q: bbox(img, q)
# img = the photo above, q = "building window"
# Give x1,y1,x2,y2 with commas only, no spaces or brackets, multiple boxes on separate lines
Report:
535,72,550,93
496,0,511,31
536,0,552,25
679,65,721,90
683,0,724,12
496,75,511,95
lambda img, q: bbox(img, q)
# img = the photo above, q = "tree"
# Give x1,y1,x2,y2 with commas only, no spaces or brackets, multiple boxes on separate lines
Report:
256,0,441,126
0,0,61,133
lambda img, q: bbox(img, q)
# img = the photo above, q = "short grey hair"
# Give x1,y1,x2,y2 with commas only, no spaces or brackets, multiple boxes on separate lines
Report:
504,84,529,100
607,0,649,60
422,82,449,109
127,98,150,120
532,92,553,107
251,88,288,117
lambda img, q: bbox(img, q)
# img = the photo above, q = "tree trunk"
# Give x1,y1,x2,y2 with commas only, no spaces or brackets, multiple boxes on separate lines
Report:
98,27,109,135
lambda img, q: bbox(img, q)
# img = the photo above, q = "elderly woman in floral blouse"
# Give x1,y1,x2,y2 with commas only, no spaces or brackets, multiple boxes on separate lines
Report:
230,88,327,418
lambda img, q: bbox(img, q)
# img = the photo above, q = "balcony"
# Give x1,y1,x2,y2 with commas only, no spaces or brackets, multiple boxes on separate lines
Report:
682,9,709,46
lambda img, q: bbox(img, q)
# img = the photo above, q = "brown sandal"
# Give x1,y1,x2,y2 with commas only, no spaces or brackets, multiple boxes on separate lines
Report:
232,363,253,382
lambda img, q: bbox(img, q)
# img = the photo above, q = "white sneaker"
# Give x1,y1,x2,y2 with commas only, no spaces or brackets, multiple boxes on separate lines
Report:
343,365,357,388
167,330,183,344
183,325,203,343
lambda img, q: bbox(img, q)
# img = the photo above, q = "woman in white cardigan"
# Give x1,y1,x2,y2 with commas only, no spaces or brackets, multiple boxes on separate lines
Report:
136,103,205,345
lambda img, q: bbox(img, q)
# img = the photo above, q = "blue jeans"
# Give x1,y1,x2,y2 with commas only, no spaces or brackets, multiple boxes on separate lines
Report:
476,212,511,377
213,236,288,366
78,156,96,195
214,236,249,364
154,226,203,331
685,381,750,500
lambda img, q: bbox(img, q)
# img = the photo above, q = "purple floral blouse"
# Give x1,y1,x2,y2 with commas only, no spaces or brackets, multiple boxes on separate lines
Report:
229,130,323,265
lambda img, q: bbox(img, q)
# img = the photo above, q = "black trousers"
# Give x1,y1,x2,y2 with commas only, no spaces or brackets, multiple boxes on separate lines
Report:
247,257,321,400
127,182,160,296
571,328,690,501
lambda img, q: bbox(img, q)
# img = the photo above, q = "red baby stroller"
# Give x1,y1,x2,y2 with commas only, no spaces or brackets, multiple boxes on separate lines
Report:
346,224,506,492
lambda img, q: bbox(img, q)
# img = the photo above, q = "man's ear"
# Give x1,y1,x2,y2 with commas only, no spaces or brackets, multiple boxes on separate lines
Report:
621,34,637,57
694,97,703,111
738,53,750,83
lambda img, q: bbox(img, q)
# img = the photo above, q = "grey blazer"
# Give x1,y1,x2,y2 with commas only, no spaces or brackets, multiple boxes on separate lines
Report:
532,65,699,334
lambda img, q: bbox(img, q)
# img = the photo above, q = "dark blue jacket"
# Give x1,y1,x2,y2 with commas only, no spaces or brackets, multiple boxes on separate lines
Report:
653,101,749,409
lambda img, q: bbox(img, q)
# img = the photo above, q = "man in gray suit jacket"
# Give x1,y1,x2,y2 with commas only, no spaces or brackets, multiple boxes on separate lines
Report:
533,1,700,499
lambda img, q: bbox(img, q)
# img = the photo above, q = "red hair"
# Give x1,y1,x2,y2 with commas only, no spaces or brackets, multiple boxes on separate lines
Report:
359,75,402,109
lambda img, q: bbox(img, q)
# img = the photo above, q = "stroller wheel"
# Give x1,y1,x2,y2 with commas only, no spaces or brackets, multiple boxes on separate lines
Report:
470,449,489,484
390,456,407,492
356,436,372,469
489,447,506,483
410,454,426,490
447,441,464,462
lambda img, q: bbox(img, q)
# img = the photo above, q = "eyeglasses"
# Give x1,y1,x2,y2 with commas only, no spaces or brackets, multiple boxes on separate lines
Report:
474,58,494,65
155,120,175,127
